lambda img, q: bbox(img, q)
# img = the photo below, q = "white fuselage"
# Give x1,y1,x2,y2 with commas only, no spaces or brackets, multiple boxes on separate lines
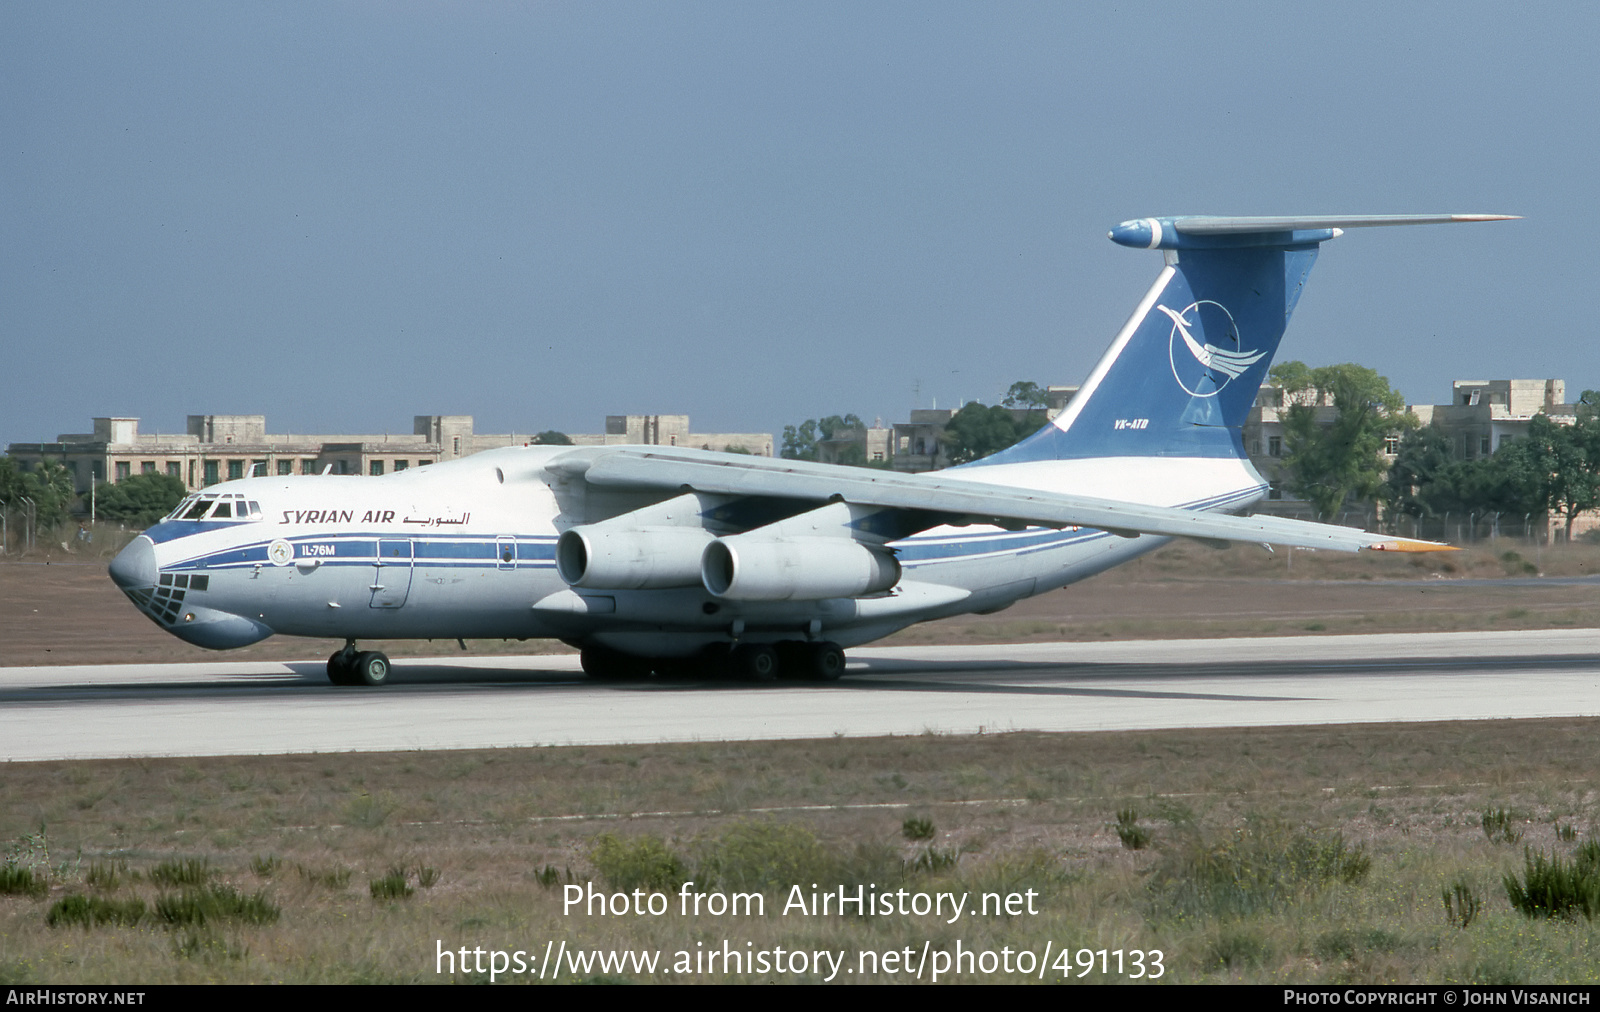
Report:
116,444,1265,656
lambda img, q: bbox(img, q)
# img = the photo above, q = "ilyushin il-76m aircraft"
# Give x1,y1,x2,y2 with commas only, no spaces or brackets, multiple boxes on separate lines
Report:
110,213,1513,686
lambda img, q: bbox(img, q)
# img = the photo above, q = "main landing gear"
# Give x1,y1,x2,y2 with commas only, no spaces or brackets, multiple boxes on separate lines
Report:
326,640,391,687
580,641,846,683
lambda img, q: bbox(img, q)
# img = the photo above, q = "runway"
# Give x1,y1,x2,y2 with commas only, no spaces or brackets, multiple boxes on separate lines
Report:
3,629,1598,762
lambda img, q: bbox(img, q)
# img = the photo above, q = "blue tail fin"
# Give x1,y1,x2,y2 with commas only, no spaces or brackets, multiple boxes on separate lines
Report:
969,213,1515,466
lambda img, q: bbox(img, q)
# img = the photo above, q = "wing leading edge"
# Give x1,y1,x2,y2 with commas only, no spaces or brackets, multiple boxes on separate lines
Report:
546,447,1449,554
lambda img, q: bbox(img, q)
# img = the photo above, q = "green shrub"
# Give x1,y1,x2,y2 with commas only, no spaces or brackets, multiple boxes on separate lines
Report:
149,858,210,887
901,817,936,842
1504,848,1600,920
250,855,280,878
417,865,440,889
905,847,958,874
1116,808,1151,850
1482,808,1523,845
46,894,147,928
1152,819,1370,919
1443,879,1482,929
155,885,278,926
591,834,687,892
534,865,575,889
369,868,413,901
695,822,831,894
0,864,47,898
85,861,123,891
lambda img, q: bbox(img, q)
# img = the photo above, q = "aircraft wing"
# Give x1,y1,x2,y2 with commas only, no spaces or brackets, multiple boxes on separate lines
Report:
546,447,1448,554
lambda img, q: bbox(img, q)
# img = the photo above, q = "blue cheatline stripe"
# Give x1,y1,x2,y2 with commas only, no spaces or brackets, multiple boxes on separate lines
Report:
145,520,254,544
169,534,558,571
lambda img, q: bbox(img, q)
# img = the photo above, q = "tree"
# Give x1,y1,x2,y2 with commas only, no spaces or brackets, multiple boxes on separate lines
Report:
780,419,820,461
531,431,572,445
1495,414,1600,540
93,473,187,527
942,402,1026,465
1271,361,1413,520
1384,426,1459,519
1002,381,1050,440
781,414,864,463
0,456,76,532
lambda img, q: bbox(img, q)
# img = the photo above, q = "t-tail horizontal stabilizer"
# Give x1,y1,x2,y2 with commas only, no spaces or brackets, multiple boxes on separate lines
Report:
970,212,1517,467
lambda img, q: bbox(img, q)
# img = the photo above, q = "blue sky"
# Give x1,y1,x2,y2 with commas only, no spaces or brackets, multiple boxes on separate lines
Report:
4,2,1591,447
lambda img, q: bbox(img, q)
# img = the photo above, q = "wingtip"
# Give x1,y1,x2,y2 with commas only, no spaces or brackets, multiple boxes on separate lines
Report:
1365,540,1459,553
1452,214,1521,222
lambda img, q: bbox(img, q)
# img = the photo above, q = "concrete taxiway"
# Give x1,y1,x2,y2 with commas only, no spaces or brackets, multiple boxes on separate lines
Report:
2,630,1597,762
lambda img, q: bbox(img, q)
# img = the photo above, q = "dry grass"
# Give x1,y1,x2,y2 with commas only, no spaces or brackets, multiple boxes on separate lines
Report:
3,719,1599,983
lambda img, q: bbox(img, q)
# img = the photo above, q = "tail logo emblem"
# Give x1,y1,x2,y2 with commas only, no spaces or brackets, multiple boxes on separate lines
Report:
1159,301,1263,398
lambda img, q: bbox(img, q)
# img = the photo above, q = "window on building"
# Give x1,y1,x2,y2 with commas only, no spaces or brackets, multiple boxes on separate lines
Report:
302,459,317,475
395,460,409,471
1499,434,1514,449
228,460,244,480
1268,436,1282,457
251,460,267,477
452,436,461,456
115,461,131,481
337,460,351,475
1384,436,1400,455
370,460,385,476
1480,436,1492,456
204,461,219,485
277,460,293,475
418,458,433,466
141,461,156,474
167,462,181,479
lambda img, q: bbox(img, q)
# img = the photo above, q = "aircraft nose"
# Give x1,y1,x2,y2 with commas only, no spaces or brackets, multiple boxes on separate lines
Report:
109,535,158,589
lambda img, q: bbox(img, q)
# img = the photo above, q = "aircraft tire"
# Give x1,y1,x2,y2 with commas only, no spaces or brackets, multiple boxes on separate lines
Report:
354,651,390,687
581,646,650,681
804,642,846,681
327,652,356,686
731,644,779,682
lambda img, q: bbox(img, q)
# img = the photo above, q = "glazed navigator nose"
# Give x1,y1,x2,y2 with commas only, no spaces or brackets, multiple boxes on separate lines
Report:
108,535,158,590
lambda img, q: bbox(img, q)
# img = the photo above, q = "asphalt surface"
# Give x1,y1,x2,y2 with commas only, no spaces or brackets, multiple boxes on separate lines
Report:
3,630,1597,761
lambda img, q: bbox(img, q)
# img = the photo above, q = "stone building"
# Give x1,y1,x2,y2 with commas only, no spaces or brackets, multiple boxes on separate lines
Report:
1242,378,1577,519
7,414,772,493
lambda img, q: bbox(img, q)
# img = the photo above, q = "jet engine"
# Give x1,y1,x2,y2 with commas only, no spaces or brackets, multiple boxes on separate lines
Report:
701,536,900,601
556,527,714,590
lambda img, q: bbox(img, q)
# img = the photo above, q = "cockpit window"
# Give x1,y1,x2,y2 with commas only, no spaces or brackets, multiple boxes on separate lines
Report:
164,493,262,523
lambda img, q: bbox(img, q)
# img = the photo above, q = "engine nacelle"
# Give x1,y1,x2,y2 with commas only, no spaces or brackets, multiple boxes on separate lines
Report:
701,536,900,601
556,526,714,590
